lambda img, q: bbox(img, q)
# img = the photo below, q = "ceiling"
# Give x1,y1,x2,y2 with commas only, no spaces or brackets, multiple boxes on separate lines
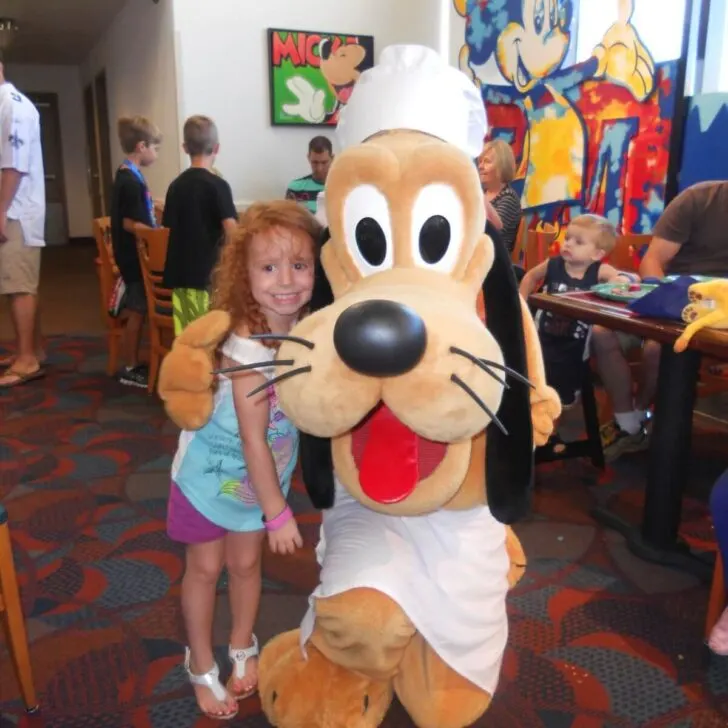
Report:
0,0,128,65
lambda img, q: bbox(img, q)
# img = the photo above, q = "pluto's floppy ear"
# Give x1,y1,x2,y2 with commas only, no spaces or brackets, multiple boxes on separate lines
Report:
300,226,336,509
483,223,533,524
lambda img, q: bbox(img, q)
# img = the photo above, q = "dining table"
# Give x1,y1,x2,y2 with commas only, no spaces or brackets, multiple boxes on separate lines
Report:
529,289,728,580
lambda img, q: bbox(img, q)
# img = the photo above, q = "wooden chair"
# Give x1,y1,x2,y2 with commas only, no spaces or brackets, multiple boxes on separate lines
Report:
608,233,652,272
0,504,39,713
524,227,558,270
93,217,126,376
511,217,527,266
136,227,173,394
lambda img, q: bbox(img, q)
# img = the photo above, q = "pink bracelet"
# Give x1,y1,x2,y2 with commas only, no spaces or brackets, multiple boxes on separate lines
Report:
263,505,293,532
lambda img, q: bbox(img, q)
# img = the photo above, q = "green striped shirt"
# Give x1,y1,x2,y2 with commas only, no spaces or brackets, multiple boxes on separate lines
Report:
285,174,324,214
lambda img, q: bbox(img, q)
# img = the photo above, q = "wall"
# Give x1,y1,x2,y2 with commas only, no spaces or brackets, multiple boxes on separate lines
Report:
172,0,443,207
453,0,683,236
80,0,181,200
6,63,92,239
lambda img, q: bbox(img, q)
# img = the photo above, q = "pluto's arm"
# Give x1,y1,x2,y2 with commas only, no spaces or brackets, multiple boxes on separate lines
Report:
519,296,561,446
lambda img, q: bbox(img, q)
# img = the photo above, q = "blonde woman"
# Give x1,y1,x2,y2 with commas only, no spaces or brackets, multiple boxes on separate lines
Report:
478,139,522,254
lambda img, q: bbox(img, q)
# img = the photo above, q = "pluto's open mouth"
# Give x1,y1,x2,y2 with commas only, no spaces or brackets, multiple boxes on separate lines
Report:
350,403,447,504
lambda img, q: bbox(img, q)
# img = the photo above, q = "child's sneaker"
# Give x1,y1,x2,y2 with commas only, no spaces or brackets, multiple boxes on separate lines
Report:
600,419,650,462
118,365,148,389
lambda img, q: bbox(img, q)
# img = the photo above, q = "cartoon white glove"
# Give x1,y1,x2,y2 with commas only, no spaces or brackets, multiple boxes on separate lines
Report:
282,76,327,124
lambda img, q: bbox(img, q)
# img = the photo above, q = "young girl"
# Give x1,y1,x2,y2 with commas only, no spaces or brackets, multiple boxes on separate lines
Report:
167,200,321,720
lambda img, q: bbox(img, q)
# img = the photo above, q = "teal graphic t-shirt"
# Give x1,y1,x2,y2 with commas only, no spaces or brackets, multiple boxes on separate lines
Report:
171,335,298,531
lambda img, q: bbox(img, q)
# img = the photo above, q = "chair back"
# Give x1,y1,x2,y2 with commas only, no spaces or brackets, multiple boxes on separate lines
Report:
136,227,173,322
524,228,558,270
92,217,117,326
608,233,652,272
511,217,527,265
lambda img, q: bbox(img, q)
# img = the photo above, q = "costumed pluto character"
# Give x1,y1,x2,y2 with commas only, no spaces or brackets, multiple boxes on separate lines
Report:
159,45,561,728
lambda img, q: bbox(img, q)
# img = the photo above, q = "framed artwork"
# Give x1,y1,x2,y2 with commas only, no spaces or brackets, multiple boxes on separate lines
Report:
267,28,375,127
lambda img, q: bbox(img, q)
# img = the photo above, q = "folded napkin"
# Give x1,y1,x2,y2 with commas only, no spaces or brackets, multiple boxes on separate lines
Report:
627,275,699,320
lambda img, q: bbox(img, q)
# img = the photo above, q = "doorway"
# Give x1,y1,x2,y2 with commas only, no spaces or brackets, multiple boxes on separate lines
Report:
83,70,113,218
26,92,68,246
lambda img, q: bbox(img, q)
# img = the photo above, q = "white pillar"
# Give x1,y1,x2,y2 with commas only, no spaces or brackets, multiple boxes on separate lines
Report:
702,0,728,93
438,0,451,59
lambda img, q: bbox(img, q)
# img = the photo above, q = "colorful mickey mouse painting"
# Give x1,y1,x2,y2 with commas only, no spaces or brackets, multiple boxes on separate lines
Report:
455,0,678,236
268,29,374,126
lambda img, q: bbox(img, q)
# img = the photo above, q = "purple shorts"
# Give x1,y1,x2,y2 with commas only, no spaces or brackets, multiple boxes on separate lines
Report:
167,481,228,545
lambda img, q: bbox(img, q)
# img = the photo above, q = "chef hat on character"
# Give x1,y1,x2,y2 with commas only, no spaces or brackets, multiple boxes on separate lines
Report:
336,45,487,159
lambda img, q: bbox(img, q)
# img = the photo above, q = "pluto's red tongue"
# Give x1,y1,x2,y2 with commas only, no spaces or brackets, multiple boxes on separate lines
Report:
359,405,419,504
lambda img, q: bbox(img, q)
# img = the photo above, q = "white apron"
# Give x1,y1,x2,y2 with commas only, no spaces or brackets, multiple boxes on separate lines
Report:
299,480,511,694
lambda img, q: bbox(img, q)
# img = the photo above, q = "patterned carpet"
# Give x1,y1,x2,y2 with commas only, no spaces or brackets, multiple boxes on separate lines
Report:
1,336,728,727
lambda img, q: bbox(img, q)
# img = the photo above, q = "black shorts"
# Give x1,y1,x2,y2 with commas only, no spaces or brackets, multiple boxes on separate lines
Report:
540,336,587,408
123,280,147,314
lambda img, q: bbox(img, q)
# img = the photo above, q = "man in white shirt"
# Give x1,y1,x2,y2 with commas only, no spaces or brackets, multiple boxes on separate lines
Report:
0,54,46,388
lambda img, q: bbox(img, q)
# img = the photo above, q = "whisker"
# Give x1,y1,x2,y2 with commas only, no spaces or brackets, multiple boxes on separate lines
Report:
247,366,312,398
213,359,295,375
449,346,509,388
249,333,315,350
450,374,508,435
479,359,535,389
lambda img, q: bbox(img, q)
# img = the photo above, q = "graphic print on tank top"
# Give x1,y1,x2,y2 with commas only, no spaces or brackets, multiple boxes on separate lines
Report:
537,257,601,340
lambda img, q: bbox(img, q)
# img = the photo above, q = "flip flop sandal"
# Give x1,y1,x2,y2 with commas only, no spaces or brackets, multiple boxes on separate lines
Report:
0,367,46,389
183,648,238,721
0,354,48,368
227,634,259,700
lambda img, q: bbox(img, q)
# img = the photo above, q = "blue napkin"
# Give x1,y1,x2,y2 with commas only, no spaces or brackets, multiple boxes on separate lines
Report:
626,275,698,321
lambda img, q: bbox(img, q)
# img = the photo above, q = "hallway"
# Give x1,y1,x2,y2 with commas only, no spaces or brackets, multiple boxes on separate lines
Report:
0,244,103,342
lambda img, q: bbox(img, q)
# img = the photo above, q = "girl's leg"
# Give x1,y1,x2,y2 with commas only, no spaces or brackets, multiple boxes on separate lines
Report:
708,470,728,653
182,539,237,716
225,530,266,695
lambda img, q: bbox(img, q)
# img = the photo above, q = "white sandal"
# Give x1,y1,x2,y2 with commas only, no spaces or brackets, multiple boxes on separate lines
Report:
184,647,238,721
227,634,259,700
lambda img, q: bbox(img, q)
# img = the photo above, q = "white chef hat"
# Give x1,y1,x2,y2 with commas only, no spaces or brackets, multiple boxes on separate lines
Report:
336,45,487,159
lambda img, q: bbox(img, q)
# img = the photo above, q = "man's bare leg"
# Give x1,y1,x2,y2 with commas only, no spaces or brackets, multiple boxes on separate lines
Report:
1,298,45,367
591,326,635,421
591,325,651,460
636,340,661,411
0,293,43,384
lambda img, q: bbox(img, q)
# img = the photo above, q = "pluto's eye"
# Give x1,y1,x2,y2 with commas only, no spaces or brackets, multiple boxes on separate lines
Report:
419,215,451,265
410,184,463,274
355,218,387,266
343,185,393,277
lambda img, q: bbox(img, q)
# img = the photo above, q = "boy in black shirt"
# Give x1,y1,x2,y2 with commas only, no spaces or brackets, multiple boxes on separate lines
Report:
110,115,161,388
162,115,238,333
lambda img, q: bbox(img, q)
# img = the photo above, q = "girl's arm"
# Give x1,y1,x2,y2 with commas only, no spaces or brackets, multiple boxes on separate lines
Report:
519,259,549,299
598,263,640,283
229,359,287,520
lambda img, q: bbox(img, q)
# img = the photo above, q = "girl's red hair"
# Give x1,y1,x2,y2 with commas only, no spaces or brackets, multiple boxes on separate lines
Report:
211,200,322,343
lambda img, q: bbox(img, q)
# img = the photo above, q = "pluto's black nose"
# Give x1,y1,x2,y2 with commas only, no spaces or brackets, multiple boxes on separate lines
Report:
333,300,427,377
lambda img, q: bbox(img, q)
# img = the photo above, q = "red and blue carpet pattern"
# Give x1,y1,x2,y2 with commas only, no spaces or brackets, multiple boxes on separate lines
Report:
1,336,727,727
